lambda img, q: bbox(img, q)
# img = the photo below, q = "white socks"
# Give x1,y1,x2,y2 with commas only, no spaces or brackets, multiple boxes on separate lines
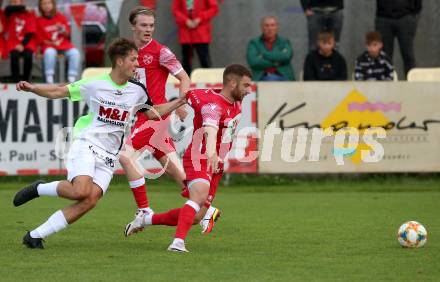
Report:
142,213,153,226
30,210,68,239
185,200,201,213
37,181,59,197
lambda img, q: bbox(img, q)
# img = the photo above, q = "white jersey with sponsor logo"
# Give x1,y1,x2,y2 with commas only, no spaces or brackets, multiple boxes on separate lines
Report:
67,74,151,155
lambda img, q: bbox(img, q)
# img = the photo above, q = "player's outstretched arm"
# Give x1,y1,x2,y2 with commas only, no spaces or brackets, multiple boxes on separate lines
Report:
145,96,187,119
16,81,69,99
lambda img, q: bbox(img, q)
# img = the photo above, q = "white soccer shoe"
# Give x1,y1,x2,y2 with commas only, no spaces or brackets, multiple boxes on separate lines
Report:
167,239,189,253
124,208,153,237
200,206,221,234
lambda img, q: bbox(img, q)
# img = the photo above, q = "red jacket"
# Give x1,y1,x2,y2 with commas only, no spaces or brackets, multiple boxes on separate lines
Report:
6,9,37,53
172,0,219,44
0,10,6,58
36,13,74,52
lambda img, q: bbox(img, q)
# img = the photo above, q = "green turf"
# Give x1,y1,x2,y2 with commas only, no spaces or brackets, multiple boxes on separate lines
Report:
0,179,439,282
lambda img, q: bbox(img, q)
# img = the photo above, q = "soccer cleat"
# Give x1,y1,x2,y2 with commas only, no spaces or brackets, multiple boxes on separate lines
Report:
23,231,44,249
167,240,189,253
200,206,221,234
124,209,153,237
13,180,44,207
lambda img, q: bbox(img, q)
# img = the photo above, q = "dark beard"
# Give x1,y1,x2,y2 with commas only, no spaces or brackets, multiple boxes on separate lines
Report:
231,88,242,101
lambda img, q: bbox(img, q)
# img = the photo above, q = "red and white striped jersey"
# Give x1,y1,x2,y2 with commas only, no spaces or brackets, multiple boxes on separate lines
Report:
185,88,242,160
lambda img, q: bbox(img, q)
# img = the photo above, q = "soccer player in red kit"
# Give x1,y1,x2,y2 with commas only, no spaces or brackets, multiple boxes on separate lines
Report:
121,7,221,236
132,64,252,252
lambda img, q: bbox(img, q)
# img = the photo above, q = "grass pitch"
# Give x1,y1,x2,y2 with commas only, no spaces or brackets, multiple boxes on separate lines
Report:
0,176,439,281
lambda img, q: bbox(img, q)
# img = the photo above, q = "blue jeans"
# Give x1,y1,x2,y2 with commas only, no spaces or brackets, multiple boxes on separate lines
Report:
261,73,288,81
43,47,80,81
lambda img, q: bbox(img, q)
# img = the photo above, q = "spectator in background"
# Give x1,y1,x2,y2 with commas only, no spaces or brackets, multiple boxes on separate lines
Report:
0,6,7,60
354,31,394,81
246,16,295,81
37,0,80,83
303,29,347,81
5,0,37,82
301,0,344,51
375,0,421,77
171,0,219,74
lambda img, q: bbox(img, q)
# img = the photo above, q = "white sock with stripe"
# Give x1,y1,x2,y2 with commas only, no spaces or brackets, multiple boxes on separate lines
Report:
185,200,201,213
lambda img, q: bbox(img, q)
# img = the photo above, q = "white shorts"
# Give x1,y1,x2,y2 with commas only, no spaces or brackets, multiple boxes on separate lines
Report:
66,139,117,194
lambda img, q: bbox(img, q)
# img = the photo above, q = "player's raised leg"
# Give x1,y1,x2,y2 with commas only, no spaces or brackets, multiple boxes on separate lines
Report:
119,143,153,236
128,203,210,233
22,176,103,249
119,145,152,207
123,149,186,236
123,141,222,236
13,177,102,207
13,180,56,206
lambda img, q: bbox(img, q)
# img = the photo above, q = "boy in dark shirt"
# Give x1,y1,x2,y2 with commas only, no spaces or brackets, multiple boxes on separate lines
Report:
354,31,394,81
303,29,347,81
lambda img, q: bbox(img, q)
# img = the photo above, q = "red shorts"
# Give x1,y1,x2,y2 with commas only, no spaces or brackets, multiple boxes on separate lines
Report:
182,157,224,207
127,117,176,160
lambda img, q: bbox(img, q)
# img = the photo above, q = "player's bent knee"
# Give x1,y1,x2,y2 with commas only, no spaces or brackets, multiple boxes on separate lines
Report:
193,205,208,224
85,197,98,209
89,186,103,202
80,192,101,212
72,182,93,199
78,197,97,213
190,191,209,206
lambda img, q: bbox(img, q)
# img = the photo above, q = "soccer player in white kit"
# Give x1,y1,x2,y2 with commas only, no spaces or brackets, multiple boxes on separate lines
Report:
12,38,186,249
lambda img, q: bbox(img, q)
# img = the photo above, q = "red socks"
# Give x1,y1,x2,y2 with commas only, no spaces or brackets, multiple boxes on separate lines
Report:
175,200,200,240
129,178,149,209
152,208,181,226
